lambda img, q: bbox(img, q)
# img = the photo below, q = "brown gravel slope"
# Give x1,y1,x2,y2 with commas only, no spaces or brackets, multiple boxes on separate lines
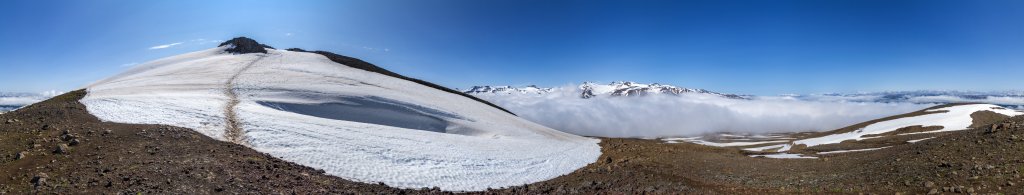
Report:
2,90,1023,194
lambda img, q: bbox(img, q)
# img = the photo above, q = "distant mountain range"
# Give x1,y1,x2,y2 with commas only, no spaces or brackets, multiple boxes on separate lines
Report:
794,91,1024,108
463,83,1024,108
462,85,554,95
463,81,748,99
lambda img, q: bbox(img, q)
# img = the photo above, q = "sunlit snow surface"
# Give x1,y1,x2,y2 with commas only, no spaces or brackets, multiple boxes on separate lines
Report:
749,153,817,159
790,104,1022,149
816,146,891,155
81,47,601,191
662,137,789,147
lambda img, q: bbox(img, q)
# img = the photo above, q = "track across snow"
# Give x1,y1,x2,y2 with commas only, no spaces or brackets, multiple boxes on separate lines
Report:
224,54,266,144
81,46,601,191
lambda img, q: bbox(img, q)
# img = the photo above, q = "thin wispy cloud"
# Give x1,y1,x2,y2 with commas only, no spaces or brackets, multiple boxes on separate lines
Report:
148,42,182,50
120,62,139,67
285,32,293,36
191,38,221,45
147,39,222,50
361,46,390,52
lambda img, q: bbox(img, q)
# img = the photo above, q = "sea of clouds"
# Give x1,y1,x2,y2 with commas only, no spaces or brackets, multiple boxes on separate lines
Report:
475,86,936,138
0,91,62,112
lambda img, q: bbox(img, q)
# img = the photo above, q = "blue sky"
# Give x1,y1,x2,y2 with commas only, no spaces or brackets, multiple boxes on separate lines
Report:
1,0,1023,95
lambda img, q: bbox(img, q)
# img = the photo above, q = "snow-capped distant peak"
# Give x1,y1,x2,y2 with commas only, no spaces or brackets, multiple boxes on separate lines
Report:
581,81,722,98
463,85,553,95
466,81,745,99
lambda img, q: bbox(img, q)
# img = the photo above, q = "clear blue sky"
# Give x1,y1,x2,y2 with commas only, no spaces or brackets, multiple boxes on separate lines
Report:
1,0,1023,95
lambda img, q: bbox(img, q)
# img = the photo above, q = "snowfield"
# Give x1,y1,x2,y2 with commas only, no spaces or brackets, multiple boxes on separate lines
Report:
81,46,601,191
749,153,816,159
790,104,1022,149
670,104,1021,158
662,137,789,147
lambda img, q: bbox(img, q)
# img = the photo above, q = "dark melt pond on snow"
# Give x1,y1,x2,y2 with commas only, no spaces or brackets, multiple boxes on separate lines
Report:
258,96,462,133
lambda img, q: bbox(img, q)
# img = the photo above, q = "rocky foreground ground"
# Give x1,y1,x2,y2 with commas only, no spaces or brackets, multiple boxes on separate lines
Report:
1,91,1023,194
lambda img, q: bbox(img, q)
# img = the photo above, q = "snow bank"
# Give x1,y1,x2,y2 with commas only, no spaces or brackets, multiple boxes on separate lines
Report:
82,47,600,191
662,137,789,147
791,104,1022,148
817,146,891,155
906,137,936,143
749,153,817,159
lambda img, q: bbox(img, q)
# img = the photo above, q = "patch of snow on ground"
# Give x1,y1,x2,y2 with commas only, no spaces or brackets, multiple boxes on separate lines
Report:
82,47,601,191
749,153,817,159
787,104,1023,150
817,146,891,155
742,144,789,152
662,137,789,147
907,137,936,143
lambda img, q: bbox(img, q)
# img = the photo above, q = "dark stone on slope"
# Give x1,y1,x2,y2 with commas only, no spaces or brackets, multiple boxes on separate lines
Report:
219,37,273,54
54,144,69,154
286,48,516,115
31,173,48,187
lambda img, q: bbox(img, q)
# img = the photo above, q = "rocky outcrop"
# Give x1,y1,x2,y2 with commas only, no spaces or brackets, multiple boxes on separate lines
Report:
219,37,273,54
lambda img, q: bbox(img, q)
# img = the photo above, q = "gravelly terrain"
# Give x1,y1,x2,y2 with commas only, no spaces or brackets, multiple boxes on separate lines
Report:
1,90,1023,194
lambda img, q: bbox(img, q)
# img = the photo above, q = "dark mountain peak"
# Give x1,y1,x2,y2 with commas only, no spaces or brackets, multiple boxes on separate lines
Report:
219,37,274,54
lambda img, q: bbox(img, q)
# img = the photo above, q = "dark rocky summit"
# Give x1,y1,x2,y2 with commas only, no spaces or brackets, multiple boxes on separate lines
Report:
218,37,273,54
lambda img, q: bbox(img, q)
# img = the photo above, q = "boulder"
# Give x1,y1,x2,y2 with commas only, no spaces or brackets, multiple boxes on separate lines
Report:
53,144,69,154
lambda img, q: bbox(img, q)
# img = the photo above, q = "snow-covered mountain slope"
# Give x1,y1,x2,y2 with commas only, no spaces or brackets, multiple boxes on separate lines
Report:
464,81,745,99
80,38,600,191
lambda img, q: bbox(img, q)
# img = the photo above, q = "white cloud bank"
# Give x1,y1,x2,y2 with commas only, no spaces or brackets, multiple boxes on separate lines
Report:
0,91,62,112
907,95,1024,105
148,42,182,50
475,86,932,138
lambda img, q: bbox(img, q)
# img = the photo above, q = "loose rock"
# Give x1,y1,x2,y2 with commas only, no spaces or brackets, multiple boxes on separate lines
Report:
31,173,48,187
54,144,69,154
